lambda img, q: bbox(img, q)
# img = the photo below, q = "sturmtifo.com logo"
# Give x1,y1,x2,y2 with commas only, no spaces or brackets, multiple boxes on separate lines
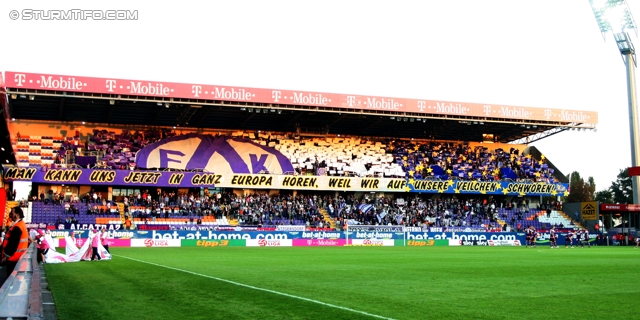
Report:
9,9,138,20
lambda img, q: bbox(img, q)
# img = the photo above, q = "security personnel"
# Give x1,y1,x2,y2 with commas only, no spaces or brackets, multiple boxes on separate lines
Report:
1,207,29,277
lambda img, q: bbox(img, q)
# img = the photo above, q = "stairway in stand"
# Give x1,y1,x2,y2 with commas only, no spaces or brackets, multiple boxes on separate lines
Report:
318,207,337,229
495,218,507,230
557,210,584,229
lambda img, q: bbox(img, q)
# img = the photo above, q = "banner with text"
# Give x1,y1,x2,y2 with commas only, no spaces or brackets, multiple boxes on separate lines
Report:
3,166,568,196
181,239,245,247
48,230,527,245
4,71,598,124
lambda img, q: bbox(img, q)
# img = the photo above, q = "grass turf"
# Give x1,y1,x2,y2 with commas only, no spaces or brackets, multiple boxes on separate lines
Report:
44,246,640,320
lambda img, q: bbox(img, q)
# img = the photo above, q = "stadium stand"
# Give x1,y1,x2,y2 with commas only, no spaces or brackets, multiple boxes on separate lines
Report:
12,130,555,183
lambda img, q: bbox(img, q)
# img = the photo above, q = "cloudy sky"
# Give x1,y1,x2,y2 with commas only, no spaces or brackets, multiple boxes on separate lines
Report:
1,0,639,191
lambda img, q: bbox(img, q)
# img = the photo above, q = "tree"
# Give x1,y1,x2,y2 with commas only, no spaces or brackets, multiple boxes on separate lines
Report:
594,189,613,203
566,171,596,202
610,168,633,204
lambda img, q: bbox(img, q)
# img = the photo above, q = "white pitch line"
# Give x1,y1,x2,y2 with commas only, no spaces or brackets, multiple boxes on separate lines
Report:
116,255,395,320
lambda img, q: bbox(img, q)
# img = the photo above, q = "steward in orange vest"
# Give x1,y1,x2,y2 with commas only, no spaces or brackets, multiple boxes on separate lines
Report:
1,207,29,278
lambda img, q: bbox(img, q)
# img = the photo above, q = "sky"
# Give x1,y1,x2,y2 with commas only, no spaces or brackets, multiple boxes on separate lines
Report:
1,0,639,192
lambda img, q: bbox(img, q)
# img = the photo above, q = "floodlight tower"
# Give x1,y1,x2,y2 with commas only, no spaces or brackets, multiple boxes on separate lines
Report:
590,0,640,204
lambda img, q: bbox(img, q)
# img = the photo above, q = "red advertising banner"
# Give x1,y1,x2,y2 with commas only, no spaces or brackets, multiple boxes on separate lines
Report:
628,166,640,177
4,71,598,124
600,204,640,212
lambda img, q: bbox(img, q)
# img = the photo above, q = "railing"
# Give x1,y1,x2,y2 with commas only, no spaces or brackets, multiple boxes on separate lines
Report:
0,244,43,319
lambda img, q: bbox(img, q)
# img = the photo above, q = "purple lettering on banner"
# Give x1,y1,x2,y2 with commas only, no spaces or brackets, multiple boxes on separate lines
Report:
250,154,269,173
159,149,185,167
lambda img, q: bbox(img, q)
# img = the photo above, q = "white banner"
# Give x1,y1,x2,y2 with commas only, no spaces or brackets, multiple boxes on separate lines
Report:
246,239,293,247
488,239,521,246
130,239,182,247
275,225,306,231
44,233,111,263
349,239,394,246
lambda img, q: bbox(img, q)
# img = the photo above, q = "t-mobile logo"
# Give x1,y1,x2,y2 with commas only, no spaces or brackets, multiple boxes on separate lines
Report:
272,90,282,102
192,85,202,97
14,73,26,86
483,105,492,115
105,80,116,92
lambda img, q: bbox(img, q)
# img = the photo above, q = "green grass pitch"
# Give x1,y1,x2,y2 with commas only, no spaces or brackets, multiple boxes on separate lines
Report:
44,246,640,320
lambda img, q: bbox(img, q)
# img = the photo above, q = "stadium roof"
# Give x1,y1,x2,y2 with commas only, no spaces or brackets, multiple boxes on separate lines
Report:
1,71,598,166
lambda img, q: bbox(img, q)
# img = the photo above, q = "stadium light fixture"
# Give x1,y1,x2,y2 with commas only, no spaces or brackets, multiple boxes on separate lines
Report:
109,100,115,105
10,94,16,99
390,116,395,120
590,0,640,204
277,110,282,114
28,95,34,100
248,108,253,112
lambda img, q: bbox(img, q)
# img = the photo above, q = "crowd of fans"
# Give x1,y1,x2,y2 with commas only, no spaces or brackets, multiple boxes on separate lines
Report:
390,140,556,182
17,128,557,183
24,182,577,233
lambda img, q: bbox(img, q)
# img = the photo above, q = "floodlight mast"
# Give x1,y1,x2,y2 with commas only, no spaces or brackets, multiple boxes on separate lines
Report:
590,0,640,204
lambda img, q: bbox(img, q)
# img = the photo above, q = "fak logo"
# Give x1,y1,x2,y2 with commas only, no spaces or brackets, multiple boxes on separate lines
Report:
144,239,154,247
